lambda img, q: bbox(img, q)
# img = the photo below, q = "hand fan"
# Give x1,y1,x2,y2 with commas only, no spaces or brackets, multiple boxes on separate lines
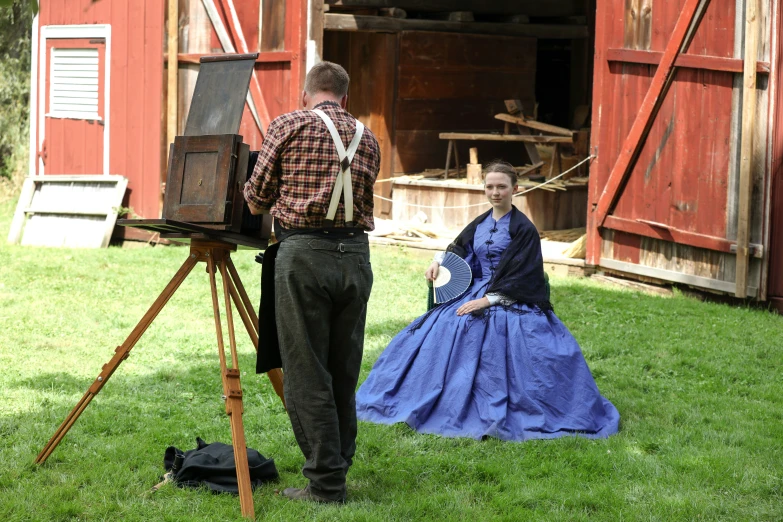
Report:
432,252,472,304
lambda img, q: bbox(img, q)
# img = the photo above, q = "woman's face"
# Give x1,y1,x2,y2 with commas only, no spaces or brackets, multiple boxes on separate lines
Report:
484,171,517,209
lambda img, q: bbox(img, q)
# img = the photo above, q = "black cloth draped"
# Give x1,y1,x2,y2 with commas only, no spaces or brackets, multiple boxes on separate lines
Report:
447,206,552,310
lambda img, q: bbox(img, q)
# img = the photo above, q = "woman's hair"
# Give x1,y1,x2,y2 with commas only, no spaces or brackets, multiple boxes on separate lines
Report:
304,61,350,97
483,160,518,186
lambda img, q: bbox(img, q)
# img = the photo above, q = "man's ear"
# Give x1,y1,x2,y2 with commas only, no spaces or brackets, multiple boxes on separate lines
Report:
301,90,309,109
339,94,348,109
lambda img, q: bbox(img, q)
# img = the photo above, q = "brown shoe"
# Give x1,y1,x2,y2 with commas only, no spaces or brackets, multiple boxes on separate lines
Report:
281,486,344,504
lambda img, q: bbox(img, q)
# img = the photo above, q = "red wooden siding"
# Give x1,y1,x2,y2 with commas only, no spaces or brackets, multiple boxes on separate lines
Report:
588,0,775,297
43,38,105,176
38,0,165,219
197,0,307,150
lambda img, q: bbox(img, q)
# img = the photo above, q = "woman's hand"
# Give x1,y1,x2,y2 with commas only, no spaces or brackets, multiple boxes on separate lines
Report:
456,297,490,316
425,261,440,282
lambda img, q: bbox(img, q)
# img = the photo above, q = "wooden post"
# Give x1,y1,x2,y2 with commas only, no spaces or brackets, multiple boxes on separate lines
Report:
167,0,178,151
735,0,760,298
467,147,482,184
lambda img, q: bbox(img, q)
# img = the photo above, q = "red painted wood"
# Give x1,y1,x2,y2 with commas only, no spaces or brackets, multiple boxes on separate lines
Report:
43,38,105,176
604,216,761,257
593,0,707,228
606,48,770,74
286,0,307,112
173,52,294,64
586,0,613,265
587,0,739,271
110,0,128,207
610,230,642,265
38,0,164,219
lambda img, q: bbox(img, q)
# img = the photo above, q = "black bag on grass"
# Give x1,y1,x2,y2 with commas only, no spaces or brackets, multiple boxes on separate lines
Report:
163,437,278,494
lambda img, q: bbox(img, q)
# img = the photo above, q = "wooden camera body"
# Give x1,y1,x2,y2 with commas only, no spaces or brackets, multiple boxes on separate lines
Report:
120,53,271,248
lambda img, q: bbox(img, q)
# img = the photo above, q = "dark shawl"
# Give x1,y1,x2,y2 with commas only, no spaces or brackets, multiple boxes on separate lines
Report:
256,242,282,374
447,206,551,310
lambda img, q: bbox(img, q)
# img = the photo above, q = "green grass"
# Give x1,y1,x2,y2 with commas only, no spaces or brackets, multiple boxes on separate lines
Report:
0,196,781,521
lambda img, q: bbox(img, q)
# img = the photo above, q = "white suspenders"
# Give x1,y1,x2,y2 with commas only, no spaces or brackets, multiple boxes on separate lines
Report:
312,109,365,226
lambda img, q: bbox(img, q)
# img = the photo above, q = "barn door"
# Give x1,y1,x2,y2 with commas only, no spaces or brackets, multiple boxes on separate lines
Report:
587,0,775,298
41,37,106,175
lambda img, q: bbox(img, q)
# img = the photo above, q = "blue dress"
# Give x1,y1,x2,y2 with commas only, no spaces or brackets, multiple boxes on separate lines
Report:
356,212,620,441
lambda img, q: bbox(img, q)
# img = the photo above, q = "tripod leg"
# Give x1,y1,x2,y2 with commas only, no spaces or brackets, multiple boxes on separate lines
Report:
36,253,199,465
207,252,255,520
226,257,259,330
226,260,286,408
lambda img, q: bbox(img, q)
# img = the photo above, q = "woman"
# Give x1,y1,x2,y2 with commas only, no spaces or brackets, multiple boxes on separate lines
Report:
356,160,619,441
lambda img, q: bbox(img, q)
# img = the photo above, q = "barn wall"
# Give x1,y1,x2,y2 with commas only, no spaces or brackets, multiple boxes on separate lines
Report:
393,31,537,174
588,0,775,297
39,0,165,220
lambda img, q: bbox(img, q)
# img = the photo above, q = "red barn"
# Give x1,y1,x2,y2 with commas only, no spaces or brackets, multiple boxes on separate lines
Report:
25,0,783,310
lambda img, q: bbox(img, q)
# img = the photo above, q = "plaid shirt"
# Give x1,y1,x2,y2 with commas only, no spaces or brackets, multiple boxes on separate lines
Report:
243,101,380,231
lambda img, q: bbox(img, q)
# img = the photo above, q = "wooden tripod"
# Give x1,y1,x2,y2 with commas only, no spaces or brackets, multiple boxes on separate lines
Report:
35,239,284,520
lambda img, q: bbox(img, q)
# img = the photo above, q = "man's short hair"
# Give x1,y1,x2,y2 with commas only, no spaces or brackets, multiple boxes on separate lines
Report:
304,61,350,97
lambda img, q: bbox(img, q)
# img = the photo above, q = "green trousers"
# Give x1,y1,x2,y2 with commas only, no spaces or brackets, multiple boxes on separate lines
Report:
274,233,373,501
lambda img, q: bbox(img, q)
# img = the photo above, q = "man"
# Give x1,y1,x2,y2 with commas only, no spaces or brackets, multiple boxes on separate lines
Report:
243,61,380,504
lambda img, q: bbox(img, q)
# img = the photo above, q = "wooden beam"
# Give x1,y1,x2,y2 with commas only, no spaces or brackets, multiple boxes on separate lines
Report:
218,0,272,135
494,113,574,137
735,0,760,298
604,215,763,258
324,13,589,39
606,47,770,74
167,0,178,146
169,52,293,64
593,0,708,228
439,132,573,143
325,0,586,17
600,257,758,297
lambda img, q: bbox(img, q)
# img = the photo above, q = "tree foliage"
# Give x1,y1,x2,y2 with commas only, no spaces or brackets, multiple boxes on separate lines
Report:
0,1,33,182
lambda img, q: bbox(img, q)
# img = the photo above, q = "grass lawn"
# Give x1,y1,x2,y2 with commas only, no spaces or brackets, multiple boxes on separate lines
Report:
0,196,781,521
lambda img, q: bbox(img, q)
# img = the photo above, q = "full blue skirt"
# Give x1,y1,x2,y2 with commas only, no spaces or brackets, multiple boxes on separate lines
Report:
356,287,620,441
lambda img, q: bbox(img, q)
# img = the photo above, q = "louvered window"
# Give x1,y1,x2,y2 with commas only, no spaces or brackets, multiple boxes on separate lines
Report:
49,47,100,119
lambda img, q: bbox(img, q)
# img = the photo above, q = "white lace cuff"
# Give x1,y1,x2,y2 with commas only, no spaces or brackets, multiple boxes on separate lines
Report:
432,251,445,264
485,293,516,306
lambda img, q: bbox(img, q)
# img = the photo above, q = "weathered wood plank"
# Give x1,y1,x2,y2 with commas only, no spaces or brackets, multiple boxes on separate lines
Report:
394,130,531,174
606,48,770,73
170,52,294,64
494,113,574,137
440,132,573,143
166,0,177,155
735,0,760,298
324,13,589,39
605,215,763,258
261,0,286,52
325,0,585,17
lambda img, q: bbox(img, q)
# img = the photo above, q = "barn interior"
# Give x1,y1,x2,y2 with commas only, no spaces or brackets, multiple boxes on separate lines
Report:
320,0,596,234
